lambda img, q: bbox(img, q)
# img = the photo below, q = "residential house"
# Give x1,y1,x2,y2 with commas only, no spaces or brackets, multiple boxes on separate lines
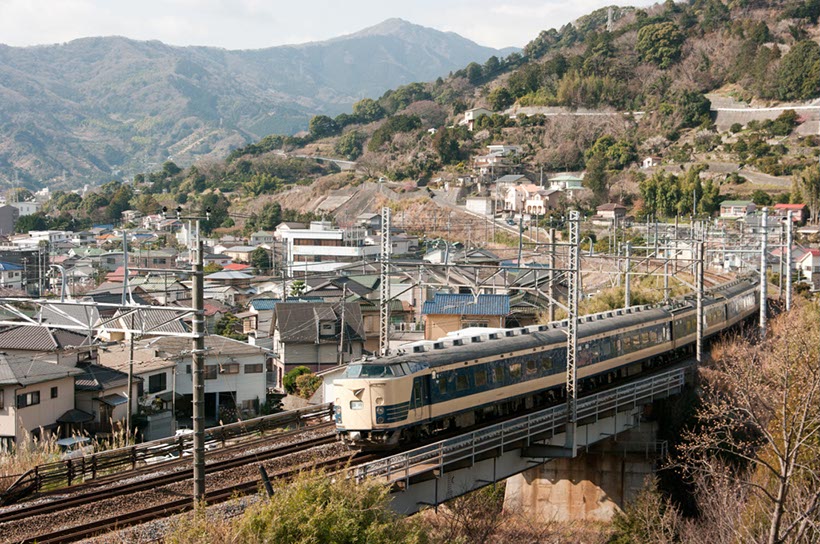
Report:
128,275,189,304
272,302,365,372
0,326,93,367
0,355,82,449
280,221,380,276
140,335,279,422
10,200,40,216
642,156,661,168
0,205,19,235
203,253,233,268
422,293,510,340
99,251,125,272
0,262,24,290
121,210,143,224
592,203,628,225
130,248,178,270
220,245,258,263
463,107,494,131
773,203,808,224
74,362,140,435
273,222,307,241
548,174,584,192
720,200,756,219
223,263,252,272
356,213,382,231
466,197,494,216
798,249,820,288
250,231,276,245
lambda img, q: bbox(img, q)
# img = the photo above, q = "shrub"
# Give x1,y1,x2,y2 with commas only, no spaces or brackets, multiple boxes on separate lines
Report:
283,366,311,394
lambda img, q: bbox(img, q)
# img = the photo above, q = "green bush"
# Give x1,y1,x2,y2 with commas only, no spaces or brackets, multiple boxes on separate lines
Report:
283,366,311,394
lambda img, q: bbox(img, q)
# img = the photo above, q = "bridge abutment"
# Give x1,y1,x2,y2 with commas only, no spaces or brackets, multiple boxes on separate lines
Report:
504,420,661,521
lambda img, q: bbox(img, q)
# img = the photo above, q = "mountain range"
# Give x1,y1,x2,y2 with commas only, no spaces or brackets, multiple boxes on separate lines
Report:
0,19,514,187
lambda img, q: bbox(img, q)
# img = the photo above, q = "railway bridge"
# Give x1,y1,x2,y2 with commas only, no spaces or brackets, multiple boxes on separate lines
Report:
354,366,687,520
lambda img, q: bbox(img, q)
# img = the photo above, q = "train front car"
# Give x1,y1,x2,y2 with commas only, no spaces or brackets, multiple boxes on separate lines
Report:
334,359,420,448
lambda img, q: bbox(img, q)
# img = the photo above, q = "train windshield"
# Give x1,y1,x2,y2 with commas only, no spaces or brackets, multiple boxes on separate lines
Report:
342,364,403,378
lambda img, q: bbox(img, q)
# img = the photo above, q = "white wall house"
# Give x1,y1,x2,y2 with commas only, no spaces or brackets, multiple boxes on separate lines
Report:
280,221,380,276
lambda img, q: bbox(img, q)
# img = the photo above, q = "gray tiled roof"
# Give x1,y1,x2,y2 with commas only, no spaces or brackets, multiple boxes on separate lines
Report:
74,362,132,391
0,326,91,351
143,334,271,358
114,308,189,335
274,302,365,344
0,355,82,386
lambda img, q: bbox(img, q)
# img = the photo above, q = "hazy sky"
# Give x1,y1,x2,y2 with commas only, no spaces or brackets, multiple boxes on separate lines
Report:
0,0,656,50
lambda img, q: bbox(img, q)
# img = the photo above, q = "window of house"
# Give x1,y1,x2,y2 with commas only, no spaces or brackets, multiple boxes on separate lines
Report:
51,386,58,399
245,364,263,374
204,366,217,380
463,321,488,328
223,363,240,374
16,391,40,408
148,373,167,394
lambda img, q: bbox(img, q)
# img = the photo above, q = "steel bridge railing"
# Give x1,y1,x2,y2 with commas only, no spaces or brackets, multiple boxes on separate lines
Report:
351,368,686,486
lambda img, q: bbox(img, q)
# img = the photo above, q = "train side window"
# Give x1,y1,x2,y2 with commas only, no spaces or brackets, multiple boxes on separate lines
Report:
456,374,469,392
601,340,611,357
641,331,649,344
649,329,657,343
541,357,553,371
526,360,537,374
509,363,522,379
623,336,631,352
494,366,504,383
475,369,487,387
438,377,447,396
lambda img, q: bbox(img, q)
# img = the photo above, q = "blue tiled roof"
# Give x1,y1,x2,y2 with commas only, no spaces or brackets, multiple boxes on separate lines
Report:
422,293,510,316
0,262,22,271
250,297,323,311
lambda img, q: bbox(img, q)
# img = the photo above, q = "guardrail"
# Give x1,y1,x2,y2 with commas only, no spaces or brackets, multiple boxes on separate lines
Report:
0,403,333,505
351,369,685,486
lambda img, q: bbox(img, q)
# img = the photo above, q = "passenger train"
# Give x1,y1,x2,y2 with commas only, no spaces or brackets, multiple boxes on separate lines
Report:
334,277,759,449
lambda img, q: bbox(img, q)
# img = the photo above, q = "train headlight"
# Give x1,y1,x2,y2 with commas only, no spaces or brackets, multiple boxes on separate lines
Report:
376,406,385,414
350,400,364,410
376,416,385,423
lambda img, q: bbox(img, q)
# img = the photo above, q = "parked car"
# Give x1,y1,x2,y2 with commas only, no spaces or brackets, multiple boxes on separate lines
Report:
57,436,93,459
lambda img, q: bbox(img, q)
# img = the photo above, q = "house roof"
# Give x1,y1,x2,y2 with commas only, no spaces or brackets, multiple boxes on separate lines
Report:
422,293,510,316
223,245,258,253
274,302,365,344
597,203,627,211
0,355,81,386
57,408,94,424
496,174,530,184
548,173,583,182
801,248,820,259
0,326,91,351
774,203,807,210
74,362,131,391
205,271,254,280
37,303,101,331
113,308,189,335
223,263,250,271
144,334,271,358
251,231,275,237
276,222,306,230
0,262,22,271
721,200,753,207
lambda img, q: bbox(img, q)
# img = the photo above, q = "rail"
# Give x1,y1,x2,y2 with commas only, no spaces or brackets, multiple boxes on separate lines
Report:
351,368,685,486
0,403,332,505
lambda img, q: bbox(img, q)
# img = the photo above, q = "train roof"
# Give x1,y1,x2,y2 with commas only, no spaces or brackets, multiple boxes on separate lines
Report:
356,277,758,371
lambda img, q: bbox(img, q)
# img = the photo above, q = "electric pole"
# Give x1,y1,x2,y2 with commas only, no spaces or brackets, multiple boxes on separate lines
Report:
338,283,347,366
760,208,768,338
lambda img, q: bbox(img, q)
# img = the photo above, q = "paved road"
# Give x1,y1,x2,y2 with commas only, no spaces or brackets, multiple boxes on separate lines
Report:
656,161,791,189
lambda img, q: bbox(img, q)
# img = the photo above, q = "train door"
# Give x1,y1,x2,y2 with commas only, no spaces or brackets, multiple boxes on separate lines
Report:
409,376,431,423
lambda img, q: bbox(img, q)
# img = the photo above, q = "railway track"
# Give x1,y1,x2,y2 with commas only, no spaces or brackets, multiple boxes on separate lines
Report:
21,450,380,544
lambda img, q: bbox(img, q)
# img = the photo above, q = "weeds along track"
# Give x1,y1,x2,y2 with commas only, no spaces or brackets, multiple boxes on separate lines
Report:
0,430,343,543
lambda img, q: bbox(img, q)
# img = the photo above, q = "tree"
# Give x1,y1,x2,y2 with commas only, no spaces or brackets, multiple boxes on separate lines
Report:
250,247,271,271
609,477,681,544
334,130,366,160
289,279,306,297
796,164,820,223
162,161,182,177
488,86,514,111
432,128,461,165
130,193,160,216
308,115,340,139
14,213,48,233
776,40,820,101
203,263,222,274
465,62,483,84
215,313,246,341
283,366,311,394
751,189,773,206
584,153,609,202
352,98,385,123
679,301,820,544
294,373,322,399
637,22,684,68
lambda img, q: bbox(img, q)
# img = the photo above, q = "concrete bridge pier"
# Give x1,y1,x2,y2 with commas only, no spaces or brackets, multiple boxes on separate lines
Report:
504,420,662,521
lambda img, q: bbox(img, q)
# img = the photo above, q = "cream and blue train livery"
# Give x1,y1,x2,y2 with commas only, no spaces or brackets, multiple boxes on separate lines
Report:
334,278,758,448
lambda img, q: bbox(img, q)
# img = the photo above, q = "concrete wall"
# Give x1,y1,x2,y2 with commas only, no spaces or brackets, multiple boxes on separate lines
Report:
504,423,659,522
424,314,504,341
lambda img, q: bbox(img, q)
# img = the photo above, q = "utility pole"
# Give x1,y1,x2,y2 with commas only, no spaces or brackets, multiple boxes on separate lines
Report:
696,240,704,365
548,228,556,322
379,207,391,357
624,241,632,307
338,284,347,366
760,208,768,338
517,195,525,266
786,211,793,311
192,228,205,504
